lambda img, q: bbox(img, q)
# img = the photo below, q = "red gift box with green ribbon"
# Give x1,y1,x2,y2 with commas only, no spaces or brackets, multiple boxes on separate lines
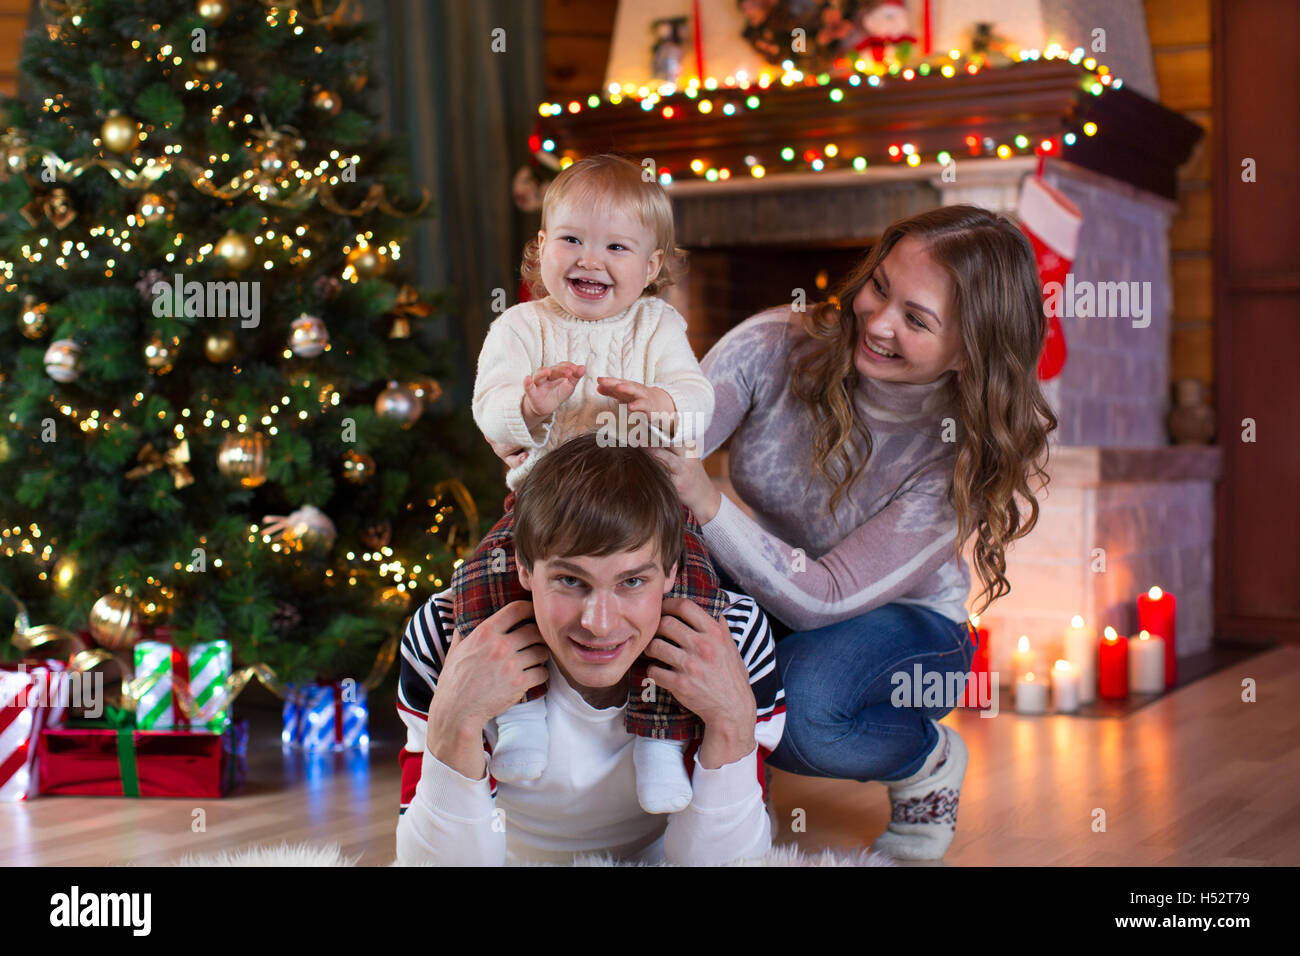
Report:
37,707,247,798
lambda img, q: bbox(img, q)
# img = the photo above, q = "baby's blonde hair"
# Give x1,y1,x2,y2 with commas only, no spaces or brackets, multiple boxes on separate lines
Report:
520,154,686,300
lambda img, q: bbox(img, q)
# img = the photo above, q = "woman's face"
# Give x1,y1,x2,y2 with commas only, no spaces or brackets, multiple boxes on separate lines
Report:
851,234,964,385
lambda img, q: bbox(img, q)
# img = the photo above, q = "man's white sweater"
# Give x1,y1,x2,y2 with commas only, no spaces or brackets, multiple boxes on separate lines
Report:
471,295,715,489
395,589,785,866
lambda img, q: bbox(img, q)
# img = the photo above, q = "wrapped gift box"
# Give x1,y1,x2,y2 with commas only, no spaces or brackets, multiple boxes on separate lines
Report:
282,682,368,751
1,660,70,801
37,720,247,798
133,636,232,731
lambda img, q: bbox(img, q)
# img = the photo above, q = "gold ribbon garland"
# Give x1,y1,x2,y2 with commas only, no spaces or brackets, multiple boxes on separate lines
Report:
3,582,398,716
1,133,428,215
125,438,195,489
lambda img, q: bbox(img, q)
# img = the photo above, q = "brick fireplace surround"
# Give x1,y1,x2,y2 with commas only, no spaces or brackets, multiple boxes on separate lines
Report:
671,156,1222,674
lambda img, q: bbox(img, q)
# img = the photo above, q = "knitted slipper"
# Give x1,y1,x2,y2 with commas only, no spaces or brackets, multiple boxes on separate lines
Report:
870,722,968,861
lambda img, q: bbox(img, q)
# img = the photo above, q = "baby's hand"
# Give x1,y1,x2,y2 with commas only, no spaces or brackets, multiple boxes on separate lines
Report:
522,362,585,424
595,378,677,417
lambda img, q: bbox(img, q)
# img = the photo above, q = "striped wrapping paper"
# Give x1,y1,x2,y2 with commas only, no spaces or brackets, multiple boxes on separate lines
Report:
132,640,232,731
281,681,368,751
1,661,70,801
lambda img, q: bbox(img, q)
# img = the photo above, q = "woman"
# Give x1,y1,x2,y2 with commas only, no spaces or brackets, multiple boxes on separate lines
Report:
650,204,1057,861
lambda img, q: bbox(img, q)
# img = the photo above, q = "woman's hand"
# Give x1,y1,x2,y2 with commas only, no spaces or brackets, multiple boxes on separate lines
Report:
648,442,722,524
485,436,529,471
644,597,756,769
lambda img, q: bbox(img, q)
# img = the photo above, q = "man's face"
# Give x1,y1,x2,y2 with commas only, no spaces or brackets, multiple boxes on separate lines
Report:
517,542,677,696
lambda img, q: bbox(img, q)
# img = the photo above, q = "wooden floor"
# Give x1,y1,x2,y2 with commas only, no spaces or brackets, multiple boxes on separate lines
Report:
3,645,1297,866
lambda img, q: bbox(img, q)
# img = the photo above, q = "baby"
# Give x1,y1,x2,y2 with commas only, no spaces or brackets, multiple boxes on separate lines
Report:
452,154,727,814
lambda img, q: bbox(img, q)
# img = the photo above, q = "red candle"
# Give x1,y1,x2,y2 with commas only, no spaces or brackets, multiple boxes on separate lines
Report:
1136,586,1177,689
962,617,990,708
1098,626,1129,699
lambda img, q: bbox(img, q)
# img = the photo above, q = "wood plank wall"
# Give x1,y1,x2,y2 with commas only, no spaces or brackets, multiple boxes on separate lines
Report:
1146,0,1214,397
2,0,1215,398
0,0,30,98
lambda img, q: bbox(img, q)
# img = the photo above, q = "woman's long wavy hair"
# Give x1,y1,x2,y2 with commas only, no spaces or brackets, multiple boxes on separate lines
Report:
789,204,1058,618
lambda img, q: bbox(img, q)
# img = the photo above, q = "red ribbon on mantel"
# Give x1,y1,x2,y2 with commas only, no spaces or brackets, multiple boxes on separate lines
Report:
922,0,931,55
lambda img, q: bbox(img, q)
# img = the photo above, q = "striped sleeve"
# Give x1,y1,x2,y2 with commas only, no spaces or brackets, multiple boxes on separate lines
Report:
718,589,786,796
397,591,499,814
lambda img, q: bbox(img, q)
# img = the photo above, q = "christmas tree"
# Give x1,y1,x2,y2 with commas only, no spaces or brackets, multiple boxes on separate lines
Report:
0,0,500,688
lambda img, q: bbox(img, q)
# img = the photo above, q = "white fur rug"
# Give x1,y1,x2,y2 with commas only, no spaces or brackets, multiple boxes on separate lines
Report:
167,840,896,867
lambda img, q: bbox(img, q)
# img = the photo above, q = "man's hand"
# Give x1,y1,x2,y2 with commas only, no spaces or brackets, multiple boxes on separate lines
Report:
643,597,756,770
425,601,548,779
521,362,585,429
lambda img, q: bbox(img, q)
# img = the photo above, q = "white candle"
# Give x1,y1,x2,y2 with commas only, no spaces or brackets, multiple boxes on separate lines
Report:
1063,615,1096,704
1129,629,1165,693
1051,659,1080,713
1015,671,1049,714
1011,635,1037,681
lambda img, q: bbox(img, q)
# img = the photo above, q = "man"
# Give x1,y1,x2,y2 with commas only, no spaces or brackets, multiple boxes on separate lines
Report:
395,435,785,865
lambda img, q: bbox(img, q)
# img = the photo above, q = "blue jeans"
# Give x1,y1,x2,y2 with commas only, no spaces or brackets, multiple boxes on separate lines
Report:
717,568,974,783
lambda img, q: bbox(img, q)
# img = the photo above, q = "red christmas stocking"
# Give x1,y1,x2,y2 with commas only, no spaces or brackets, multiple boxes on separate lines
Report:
1017,175,1083,381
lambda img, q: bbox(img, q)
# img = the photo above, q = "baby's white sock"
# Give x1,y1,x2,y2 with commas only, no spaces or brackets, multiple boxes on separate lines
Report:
871,721,968,861
489,696,549,782
633,736,693,814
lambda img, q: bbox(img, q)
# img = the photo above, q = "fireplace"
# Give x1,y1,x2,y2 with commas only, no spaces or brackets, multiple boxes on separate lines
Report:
539,23,1216,674
661,154,1221,673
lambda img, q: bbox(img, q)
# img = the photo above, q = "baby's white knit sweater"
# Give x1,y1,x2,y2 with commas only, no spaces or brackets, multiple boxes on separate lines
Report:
471,295,714,489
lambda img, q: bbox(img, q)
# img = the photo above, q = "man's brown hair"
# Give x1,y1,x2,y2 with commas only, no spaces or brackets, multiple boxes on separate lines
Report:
513,433,684,574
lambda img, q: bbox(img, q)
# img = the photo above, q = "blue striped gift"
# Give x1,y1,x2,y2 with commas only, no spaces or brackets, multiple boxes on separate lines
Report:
281,681,368,751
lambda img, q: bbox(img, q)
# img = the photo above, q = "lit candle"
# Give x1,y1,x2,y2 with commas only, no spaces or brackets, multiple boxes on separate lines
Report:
1098,626,1129,699
1015,670,1048,714
1051,659,1080,713
1011,635,1037,681
962,615,991,708
1063,614,1096,704
1128,629,1166,693
1136,586,1177,689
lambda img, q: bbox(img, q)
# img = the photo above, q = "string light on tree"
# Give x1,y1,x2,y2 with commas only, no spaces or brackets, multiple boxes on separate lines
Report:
18,296,49,339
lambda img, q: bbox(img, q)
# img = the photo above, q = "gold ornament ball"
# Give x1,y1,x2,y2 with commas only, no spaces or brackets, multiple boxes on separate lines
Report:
347,245,387,279
101,113,141,153
196,0,230,25
312,89,342,116
215,230,255,273
375,382,423,427
217,431,269,488
88,592,143,651
144,334,180,374
341,450,376,484
204,329,237,363
135,191,172,224
289,314,329,357
44,339,81,383
19,296,49,339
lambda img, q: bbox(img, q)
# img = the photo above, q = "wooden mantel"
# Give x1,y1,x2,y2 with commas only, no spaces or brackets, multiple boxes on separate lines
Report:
540,59,1203,202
